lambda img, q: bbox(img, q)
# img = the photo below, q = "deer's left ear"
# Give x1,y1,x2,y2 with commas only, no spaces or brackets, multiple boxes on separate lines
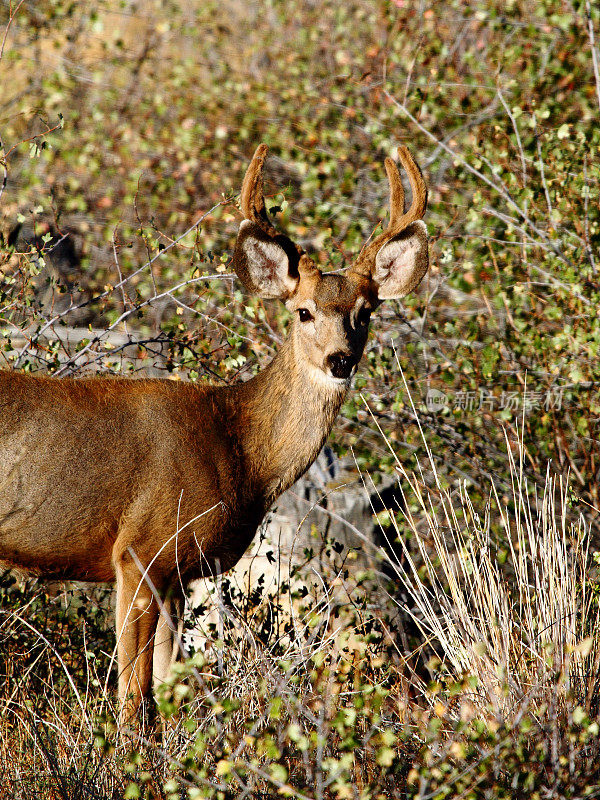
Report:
372,220,428,299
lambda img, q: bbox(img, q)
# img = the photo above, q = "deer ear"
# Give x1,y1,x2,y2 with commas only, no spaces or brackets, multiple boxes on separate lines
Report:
233,220,299,299
372,220,428,299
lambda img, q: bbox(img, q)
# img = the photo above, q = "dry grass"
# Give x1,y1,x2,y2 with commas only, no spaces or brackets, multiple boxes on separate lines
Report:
365,361,600,727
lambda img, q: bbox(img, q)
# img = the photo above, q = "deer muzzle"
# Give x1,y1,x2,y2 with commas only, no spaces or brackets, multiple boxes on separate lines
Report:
326,351,356,380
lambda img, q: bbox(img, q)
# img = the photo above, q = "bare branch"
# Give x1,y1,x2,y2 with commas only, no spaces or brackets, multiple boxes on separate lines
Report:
585,0,600,115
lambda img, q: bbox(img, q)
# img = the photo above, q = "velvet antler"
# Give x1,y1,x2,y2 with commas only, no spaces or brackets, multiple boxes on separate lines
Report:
351,146,428,278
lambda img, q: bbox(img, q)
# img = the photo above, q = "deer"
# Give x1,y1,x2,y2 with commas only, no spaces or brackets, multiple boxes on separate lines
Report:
0,144,428,722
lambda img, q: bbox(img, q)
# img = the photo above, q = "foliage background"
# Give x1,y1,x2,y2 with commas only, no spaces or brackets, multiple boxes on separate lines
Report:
1,0,600,797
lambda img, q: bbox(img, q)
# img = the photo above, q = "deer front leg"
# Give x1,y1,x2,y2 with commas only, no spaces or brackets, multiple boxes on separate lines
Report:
114,552,160,724
153,593,184,692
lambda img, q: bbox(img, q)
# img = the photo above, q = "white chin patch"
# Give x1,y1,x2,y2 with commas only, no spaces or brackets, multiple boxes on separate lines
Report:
328,375,350,385
307,365,350,387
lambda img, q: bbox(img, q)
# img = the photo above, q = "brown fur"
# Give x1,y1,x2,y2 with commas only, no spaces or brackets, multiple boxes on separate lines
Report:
0,144,429,720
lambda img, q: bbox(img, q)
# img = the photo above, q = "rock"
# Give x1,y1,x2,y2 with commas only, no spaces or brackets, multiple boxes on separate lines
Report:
185,447,403,651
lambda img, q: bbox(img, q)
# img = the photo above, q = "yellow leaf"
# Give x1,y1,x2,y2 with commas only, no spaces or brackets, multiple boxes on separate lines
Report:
216,760,231,776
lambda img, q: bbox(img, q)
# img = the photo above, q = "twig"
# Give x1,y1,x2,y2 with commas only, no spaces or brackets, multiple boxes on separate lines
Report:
482,206,591,304
0,608,89,723
497,87,527,190
3,119,63,160
0,129,6,205
0,0,25,63
535,127,553,219
583,153,597,272
497,87,528,265
112,226,129,335
585,0,600,114
51,272,226,375
13,201,228,367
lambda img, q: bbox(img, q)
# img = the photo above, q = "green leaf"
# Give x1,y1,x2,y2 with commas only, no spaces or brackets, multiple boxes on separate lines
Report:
269,763,288,784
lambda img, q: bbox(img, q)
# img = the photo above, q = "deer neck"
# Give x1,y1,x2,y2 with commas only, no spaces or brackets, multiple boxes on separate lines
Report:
230,332,348,507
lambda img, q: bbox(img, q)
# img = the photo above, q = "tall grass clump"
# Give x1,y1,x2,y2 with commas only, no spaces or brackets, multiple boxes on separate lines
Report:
370,366,600,725
398,464,599,723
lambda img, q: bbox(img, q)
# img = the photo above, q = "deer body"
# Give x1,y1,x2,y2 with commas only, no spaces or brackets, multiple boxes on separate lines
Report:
0,333,346,582
0,144,429,719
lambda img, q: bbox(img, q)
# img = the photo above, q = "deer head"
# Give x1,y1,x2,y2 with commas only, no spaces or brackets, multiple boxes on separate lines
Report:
232,144,429,384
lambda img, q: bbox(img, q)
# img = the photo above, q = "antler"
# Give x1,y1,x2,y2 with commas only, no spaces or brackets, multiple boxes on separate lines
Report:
240,144,304,258
351,146,428,277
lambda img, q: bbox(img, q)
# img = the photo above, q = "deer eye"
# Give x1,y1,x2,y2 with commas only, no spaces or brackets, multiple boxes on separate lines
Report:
298,308,314,322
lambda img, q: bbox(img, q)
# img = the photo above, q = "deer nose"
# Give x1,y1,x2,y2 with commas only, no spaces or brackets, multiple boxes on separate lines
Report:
326,351,356,379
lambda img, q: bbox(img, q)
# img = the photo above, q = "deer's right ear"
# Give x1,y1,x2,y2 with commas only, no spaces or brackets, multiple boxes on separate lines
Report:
233,220,299,300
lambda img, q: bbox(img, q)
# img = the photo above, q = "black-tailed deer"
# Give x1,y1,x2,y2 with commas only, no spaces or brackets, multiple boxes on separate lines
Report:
0,144,428,720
